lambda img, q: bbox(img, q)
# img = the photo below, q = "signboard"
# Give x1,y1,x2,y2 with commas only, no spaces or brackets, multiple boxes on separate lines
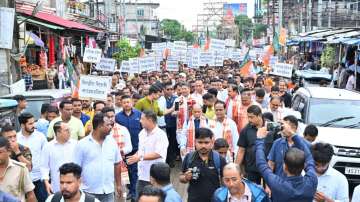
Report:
10,79,25,94
78,75,111,101
223,3,247,16
199,51,215,66
230,49,244,61
210,39,226,53
83,48,102,63
271,63,293,78
96,58,116,72
214,51,224,66
225,39,236,47
269,56,278,66
174,41,187,52
129,58,140,74
0,7,15,49
139,56,156,72
191,48,200,68
166,56,179,71
120,60,131,73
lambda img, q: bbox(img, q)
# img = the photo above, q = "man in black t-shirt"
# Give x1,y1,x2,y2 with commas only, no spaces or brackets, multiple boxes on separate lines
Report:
179,128,226,202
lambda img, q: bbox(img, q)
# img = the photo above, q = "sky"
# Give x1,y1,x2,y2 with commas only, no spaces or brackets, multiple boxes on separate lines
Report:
154,0,255,30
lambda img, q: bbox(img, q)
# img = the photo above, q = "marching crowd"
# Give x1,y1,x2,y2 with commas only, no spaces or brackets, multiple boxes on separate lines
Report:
1,65,360,202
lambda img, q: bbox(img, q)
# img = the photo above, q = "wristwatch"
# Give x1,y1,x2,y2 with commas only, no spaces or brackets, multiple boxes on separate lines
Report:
139,154,144,161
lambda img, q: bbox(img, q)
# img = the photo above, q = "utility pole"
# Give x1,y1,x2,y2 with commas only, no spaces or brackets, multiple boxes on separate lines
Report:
267,0,270,43
279,0,283,29
317,0,322,28
328,0,331,28
272,0,275,38
308,0,312,31
299,0,303,33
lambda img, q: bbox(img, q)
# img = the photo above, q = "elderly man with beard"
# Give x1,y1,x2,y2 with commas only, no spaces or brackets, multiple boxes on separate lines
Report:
46,163,100,202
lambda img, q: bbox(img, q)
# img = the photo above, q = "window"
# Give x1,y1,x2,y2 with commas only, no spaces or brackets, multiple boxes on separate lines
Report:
137,9,144,17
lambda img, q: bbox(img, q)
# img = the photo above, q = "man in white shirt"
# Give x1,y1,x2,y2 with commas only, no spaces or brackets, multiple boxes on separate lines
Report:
311,143,349,202
41,121,77,194
353,185,360,202
74,113,122,202
191,79,206,106
17,112,48,201
126,110,169,199
209,101,239,159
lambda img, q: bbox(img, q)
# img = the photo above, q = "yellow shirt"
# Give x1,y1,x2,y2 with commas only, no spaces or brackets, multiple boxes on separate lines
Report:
47,116,85,140
205,106,216,120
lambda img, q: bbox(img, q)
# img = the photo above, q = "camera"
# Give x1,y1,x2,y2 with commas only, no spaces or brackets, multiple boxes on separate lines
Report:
267,122,283,132
190,167,201,181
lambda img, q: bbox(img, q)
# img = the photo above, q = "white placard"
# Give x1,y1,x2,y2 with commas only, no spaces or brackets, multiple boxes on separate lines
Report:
129,58,140,74
225,39,236,47
210,38,226,53
152,42,167,54
231,49,243,61
0,7,15,49
96,58,116,72
271,63,293,78
213,51,224,66
174,41,187,52
166,56,179,71
199,51,215,66
120,60,131,73
191,48,200,68
78,75,111,101
83,48,102,63
270,56,278,66
139,56,156,72
10,79,25,94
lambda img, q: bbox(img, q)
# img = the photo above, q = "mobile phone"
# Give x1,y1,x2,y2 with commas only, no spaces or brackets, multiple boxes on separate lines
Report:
174,101,179,111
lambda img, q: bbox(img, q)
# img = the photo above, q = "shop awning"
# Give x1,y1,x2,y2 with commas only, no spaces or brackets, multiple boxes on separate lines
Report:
17,16,64,30
342,38,360,46
17,9,99,33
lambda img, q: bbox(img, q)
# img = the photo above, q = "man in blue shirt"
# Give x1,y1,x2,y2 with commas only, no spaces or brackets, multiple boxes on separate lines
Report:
115,95,142,201
163,82,178,167
255,118,318,202
150,162,182,202
267,115,311,178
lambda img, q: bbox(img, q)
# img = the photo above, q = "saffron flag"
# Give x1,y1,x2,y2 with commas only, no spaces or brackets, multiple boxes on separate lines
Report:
239,50,253,76
279,27,287,46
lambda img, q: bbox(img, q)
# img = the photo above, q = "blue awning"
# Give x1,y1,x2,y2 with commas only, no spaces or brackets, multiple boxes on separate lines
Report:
342,38,360,45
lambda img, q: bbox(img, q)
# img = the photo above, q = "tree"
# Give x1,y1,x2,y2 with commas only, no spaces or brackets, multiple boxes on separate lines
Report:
112,38,141,62
234,15,253,42
160,19,195,43
253,24,267,39
321,45,336,68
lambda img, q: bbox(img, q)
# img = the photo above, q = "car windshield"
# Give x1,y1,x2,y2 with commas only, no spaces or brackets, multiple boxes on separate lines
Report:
24,98,52,120
309,98,360,128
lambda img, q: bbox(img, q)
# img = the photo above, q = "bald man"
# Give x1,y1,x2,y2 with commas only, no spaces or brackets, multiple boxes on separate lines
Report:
177,104,209,159
212,163,269,202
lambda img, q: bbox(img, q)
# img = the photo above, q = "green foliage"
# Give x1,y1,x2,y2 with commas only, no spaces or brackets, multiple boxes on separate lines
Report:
160,19,195,43
235,15,253,42
321,45,336,68
253,24,267,39
112,38,141,62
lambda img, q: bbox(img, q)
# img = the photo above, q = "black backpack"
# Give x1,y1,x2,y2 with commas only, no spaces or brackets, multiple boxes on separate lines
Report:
51,192,96,202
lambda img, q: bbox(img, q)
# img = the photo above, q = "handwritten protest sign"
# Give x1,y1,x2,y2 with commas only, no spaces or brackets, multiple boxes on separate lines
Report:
199,51,215,66
83,48,102,63
96,58,116,72
78,75,111,101
271,63,293,78
166,56,179,71
120,60,131,73
129,58,140,74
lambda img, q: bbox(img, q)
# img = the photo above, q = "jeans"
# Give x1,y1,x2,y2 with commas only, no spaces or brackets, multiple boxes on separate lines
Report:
33,180,48,202
166,126,179,164
136,180,151,200
86,192,114,202
127,162,138,198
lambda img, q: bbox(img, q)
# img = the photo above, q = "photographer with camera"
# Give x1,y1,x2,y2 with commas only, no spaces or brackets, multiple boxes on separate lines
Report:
179,128,226,202
235,106,281,185
255,116,318,202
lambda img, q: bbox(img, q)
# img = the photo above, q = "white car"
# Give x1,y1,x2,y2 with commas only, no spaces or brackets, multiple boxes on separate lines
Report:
292,87,360,185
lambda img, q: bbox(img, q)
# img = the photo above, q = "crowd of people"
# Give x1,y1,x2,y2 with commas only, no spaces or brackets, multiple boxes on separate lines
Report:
1,65,360,202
